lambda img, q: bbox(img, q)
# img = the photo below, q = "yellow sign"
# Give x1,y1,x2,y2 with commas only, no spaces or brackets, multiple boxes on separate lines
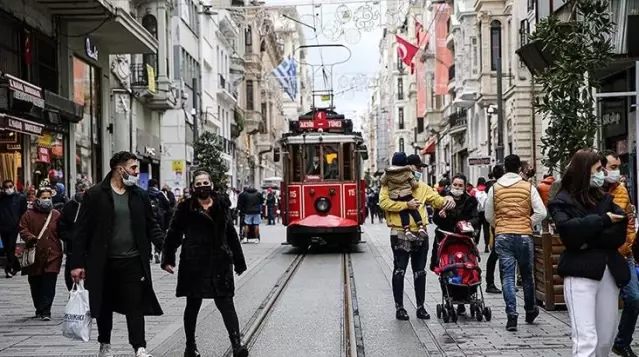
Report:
321,95,331,102
146,64,156,94
171,160,184,173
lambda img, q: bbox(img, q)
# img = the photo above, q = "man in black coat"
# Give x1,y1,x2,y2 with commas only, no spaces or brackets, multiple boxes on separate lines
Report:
58,181,89,290
0,179,27,277
71,151,164,357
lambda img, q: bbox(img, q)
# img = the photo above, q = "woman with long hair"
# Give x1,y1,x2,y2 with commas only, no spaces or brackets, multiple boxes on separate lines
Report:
161,170,248,357
548,149,629,357
19,187,62,321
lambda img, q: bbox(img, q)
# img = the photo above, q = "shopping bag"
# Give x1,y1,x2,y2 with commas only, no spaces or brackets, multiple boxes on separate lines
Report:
62,281,92,342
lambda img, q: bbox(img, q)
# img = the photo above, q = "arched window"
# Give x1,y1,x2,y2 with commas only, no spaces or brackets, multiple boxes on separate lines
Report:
142,15,157,38
399,138,405,153
490,20,502,71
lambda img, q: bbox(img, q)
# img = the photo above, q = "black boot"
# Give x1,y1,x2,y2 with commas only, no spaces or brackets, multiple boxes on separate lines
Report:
230,332,248,357
396,307,410,320
184,344,201,357
506,315,517,332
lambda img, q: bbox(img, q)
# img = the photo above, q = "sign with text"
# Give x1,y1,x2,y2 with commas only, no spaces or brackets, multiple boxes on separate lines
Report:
298,119,343,130
467,157,492,166
6,74,44,108
0,114,44,136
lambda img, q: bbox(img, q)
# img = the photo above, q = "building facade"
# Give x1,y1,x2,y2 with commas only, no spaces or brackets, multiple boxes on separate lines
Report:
0,0,172,196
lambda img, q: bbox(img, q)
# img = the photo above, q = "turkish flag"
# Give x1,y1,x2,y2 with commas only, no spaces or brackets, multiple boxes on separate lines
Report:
396,35,419,68
416,21,424,45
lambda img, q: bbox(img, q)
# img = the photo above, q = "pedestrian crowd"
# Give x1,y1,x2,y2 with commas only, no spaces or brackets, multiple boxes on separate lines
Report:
0,151,251,357
377,149,639,357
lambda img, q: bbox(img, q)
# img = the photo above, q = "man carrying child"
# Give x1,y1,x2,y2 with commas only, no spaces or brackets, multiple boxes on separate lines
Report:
379,153,456,320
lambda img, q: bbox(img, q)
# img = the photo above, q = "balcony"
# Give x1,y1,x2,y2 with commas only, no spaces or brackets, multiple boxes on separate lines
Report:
244,110,263,134
217,74,238,104
447,109,468,135
217,136,236,157
130,63,177,110
35,0,157,54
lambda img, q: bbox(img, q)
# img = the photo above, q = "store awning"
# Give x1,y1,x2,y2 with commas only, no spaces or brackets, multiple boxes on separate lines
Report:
422,137,436,154
0,113,45,137
35,0,158,54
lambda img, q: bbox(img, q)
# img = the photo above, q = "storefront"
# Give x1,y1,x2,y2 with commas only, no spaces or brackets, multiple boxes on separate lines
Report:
72,56,103,185
136,128,161,189
0,73,80,193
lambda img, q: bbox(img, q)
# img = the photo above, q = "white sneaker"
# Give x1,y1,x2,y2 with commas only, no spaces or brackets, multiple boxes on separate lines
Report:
135,347,153,357
98,343,114,357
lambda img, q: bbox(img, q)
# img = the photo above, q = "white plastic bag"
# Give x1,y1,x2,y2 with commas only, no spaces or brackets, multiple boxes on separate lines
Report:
62,281,92,342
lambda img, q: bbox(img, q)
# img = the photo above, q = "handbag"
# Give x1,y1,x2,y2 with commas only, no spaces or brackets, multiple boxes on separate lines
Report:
20,211,53,269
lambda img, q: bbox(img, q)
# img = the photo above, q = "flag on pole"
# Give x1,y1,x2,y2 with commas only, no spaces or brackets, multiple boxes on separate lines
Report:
415,20,424,45
271,55,298,101
396,35,419,68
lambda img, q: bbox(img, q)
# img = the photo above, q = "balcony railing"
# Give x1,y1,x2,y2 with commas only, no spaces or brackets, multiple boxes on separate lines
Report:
131,63,148,87
218,74,238,100
216,136,236,156
447,109,467,130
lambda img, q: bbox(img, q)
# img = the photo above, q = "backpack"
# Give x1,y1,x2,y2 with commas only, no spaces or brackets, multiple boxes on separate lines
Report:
149,194,163,221
475,190,488,212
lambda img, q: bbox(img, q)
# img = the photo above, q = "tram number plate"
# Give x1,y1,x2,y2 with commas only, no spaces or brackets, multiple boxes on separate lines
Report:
348,188,356,196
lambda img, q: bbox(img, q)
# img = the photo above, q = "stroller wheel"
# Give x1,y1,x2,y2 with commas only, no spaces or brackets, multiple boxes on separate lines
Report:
483,307,492,322
469,304,476,318
436,304,442,319
442,308,449,323
449,307,458,323
475,307,483,322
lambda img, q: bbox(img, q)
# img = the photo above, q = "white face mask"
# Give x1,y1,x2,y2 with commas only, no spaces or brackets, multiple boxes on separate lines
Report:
450,188,464,197
605,169,621,183
4,188,14,195
119,167,139,187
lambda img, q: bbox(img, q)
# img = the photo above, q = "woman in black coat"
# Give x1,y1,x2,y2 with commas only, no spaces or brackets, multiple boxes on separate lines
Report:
548,149,628,357
431,174,479,315
162,170,248,357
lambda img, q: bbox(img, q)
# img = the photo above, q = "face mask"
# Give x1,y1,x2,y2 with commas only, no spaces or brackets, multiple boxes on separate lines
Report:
590,171,605,187
605,170,621,183
119,167,139,187
194,186,212,199
451,188,464,197
36,198,53,211
4,188,14,195
414,172,422,181
74,192,84,202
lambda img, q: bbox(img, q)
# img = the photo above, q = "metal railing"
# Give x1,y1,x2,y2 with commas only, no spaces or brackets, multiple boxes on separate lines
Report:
131,63,148,87
447,109,467,129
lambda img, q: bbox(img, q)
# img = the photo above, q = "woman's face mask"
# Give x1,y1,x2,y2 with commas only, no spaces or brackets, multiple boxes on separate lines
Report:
193,185,212,199
450,188,464,197
591,170,605,187
36,198,53,212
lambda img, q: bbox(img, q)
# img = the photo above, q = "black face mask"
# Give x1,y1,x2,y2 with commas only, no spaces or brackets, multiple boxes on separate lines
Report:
193,186,212,199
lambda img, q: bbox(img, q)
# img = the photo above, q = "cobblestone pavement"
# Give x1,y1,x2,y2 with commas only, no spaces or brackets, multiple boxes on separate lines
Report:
1,222,638,356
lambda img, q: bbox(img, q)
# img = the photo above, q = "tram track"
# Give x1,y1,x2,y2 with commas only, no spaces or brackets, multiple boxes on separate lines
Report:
222,247,365,357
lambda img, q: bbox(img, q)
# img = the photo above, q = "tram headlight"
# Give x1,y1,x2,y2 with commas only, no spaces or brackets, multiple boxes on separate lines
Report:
315,197,331,213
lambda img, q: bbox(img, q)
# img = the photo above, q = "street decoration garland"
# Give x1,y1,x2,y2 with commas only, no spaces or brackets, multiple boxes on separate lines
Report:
529,0,614,173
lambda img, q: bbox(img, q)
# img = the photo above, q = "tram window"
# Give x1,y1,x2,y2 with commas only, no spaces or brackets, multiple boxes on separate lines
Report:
323,144,340,180
290,144,302,182
304,145,322,178
343,143,353,181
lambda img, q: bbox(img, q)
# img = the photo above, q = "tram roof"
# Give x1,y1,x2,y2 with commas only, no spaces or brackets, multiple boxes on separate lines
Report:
280,132,364,145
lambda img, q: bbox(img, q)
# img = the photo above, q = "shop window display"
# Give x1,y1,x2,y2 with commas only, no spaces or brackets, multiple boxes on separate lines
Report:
0,131,23,190
30,131,65,190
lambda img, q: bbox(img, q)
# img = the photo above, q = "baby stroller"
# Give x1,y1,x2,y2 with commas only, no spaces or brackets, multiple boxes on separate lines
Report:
434,221,491,323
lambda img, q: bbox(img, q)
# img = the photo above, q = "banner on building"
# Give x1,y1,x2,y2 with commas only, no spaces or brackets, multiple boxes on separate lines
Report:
434,4,453,95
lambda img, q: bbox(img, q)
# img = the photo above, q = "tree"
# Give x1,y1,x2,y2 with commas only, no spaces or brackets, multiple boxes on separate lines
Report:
193,131,229,191
529,0,615,173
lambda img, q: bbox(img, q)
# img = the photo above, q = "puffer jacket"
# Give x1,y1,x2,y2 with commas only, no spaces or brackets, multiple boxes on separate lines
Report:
380,166,419,199
537,176,555,207
607,183,636,257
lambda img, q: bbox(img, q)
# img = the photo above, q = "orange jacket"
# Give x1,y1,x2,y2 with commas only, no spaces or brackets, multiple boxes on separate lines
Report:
537,176,555,207
609,183,636,257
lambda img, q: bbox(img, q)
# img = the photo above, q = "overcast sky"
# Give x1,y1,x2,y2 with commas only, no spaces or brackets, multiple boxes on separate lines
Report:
265,0,385,129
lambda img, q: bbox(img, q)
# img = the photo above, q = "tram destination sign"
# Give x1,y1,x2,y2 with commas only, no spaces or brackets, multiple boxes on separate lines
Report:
298,119,343,130
467,157,492,166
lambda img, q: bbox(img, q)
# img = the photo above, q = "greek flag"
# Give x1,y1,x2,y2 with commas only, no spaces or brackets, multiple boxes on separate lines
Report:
272,55,297,101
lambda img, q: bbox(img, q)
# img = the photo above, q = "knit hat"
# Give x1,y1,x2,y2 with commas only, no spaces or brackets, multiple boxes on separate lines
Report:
391,152,407,166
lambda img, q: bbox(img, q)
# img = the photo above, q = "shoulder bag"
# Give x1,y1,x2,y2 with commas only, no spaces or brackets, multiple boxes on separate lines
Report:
20,211,53,269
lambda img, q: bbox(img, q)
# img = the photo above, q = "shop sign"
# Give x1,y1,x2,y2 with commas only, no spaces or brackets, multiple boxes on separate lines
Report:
85,38,99,62
146,64,156,94
38,147,50,164
5,74,44,108
135,128,161,162
172,160,184,173
1,115,44,136
601,99,627,138
468,157,492,166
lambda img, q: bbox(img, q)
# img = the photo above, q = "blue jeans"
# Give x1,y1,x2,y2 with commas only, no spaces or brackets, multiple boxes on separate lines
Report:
494,234,536,317
614,257,639,348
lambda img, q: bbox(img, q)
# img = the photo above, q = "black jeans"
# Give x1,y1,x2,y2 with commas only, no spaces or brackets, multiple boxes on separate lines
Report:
396,195,423,228
391,234,429,309
183,296,241,348
97,257,146,350
28,272,58,317
477,212,490,247
1,229,19,274
485,228,498,286
368,205,376,223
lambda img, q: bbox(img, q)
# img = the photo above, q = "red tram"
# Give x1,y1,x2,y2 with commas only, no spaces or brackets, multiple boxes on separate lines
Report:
275,109,369,248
